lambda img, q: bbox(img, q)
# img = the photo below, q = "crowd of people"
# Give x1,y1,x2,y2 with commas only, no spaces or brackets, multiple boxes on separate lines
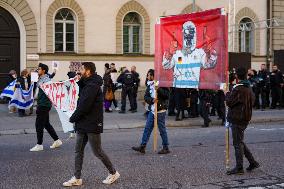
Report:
159,63,284,128
1,61,272,187
3,63,284,128
2,68,56,117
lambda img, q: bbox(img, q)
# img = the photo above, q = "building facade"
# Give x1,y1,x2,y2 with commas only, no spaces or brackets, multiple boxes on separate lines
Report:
0,0,282,87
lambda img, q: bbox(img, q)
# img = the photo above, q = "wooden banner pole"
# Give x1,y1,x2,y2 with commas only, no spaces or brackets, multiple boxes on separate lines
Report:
153,83,158,152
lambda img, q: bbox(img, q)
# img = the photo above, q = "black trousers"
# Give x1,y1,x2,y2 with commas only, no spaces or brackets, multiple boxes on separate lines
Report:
168,88,176,114
271,87,282,108
132,87,138,110
231,125,256,169
121,87,134,111
216,91,225,121
35,106,59,145
255,87,267,109
190,90,199,117
199,99,210,124
74,133,116,179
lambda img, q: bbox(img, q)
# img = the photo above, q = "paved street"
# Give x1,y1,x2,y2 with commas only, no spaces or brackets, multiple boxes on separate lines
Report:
0,120,284,189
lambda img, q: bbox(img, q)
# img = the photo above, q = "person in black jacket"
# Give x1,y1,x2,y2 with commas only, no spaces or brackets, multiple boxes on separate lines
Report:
270,65,284,109
256,64,269,110
131,66,140,112
117,67,135,113
64,62,120,187
132,69,170,154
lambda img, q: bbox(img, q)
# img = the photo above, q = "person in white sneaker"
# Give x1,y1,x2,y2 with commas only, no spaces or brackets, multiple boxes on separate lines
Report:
30,63,62,152
63,62,119,187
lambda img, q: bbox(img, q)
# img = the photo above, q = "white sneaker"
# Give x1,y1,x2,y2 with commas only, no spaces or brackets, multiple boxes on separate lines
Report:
103,171,120,185
50,139,62,149
30,144,43,152
109,107,113,111
115,107,120,111
63,176,82,187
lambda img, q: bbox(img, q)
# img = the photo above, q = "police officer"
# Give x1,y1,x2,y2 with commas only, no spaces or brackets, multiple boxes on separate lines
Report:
257,64,269,110
270,65,284,109
248,69,260,109
131,66,140,112
117,67,135,113
199,89,211,127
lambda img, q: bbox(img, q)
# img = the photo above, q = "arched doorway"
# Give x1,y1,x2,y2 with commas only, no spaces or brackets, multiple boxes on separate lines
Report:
0,7,20,90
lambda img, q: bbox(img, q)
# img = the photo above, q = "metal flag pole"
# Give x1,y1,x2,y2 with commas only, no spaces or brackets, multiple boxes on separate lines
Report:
192,0,196,12
153,81,158,152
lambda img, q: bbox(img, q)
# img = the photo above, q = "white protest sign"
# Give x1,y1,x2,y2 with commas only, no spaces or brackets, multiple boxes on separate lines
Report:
52,61,59,70
41,78,79,133
31,72,38,82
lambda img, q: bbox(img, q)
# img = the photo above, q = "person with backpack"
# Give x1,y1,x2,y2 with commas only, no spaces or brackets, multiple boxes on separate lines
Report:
103,66,114,113
226,67,260,175
117,67,135,113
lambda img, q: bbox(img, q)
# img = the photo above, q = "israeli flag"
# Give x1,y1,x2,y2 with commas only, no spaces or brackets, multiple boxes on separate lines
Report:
0,80,16,99
9,83,34,109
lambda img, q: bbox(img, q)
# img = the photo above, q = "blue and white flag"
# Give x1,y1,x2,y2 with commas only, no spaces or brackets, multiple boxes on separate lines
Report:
9,83,34,109
0,80,16,99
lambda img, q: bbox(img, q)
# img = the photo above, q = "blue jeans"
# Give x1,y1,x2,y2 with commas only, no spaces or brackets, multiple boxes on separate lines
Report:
141,111,169,147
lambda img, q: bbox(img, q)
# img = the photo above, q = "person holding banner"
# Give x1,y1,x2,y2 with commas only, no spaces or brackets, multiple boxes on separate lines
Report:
7,70,17,112
132,70,171,154
63,62,120,187
30,63,62,152
226,67,260,175
16,69,31,117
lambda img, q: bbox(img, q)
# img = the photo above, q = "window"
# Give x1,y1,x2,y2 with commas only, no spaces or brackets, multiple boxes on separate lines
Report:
123,12,142,54
54,8,75,52
239,18,254,53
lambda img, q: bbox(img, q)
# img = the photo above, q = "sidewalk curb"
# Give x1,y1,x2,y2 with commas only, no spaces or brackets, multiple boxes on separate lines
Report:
1,117,284,136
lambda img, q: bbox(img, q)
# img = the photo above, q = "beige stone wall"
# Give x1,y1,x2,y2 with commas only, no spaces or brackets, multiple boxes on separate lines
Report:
24,0,268,55
272,0,284,50
1,0,271,81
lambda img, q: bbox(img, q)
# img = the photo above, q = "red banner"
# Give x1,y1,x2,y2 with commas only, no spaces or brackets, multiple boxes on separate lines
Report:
155,8,228,90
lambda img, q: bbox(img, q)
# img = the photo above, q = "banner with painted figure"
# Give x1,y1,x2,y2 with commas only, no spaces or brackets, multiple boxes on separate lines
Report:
40,78,79,133
155,8,228,90
9,83,34,109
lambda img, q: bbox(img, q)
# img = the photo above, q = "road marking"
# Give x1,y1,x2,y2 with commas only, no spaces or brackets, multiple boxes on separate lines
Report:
247,183,284,189
259,128,284,131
